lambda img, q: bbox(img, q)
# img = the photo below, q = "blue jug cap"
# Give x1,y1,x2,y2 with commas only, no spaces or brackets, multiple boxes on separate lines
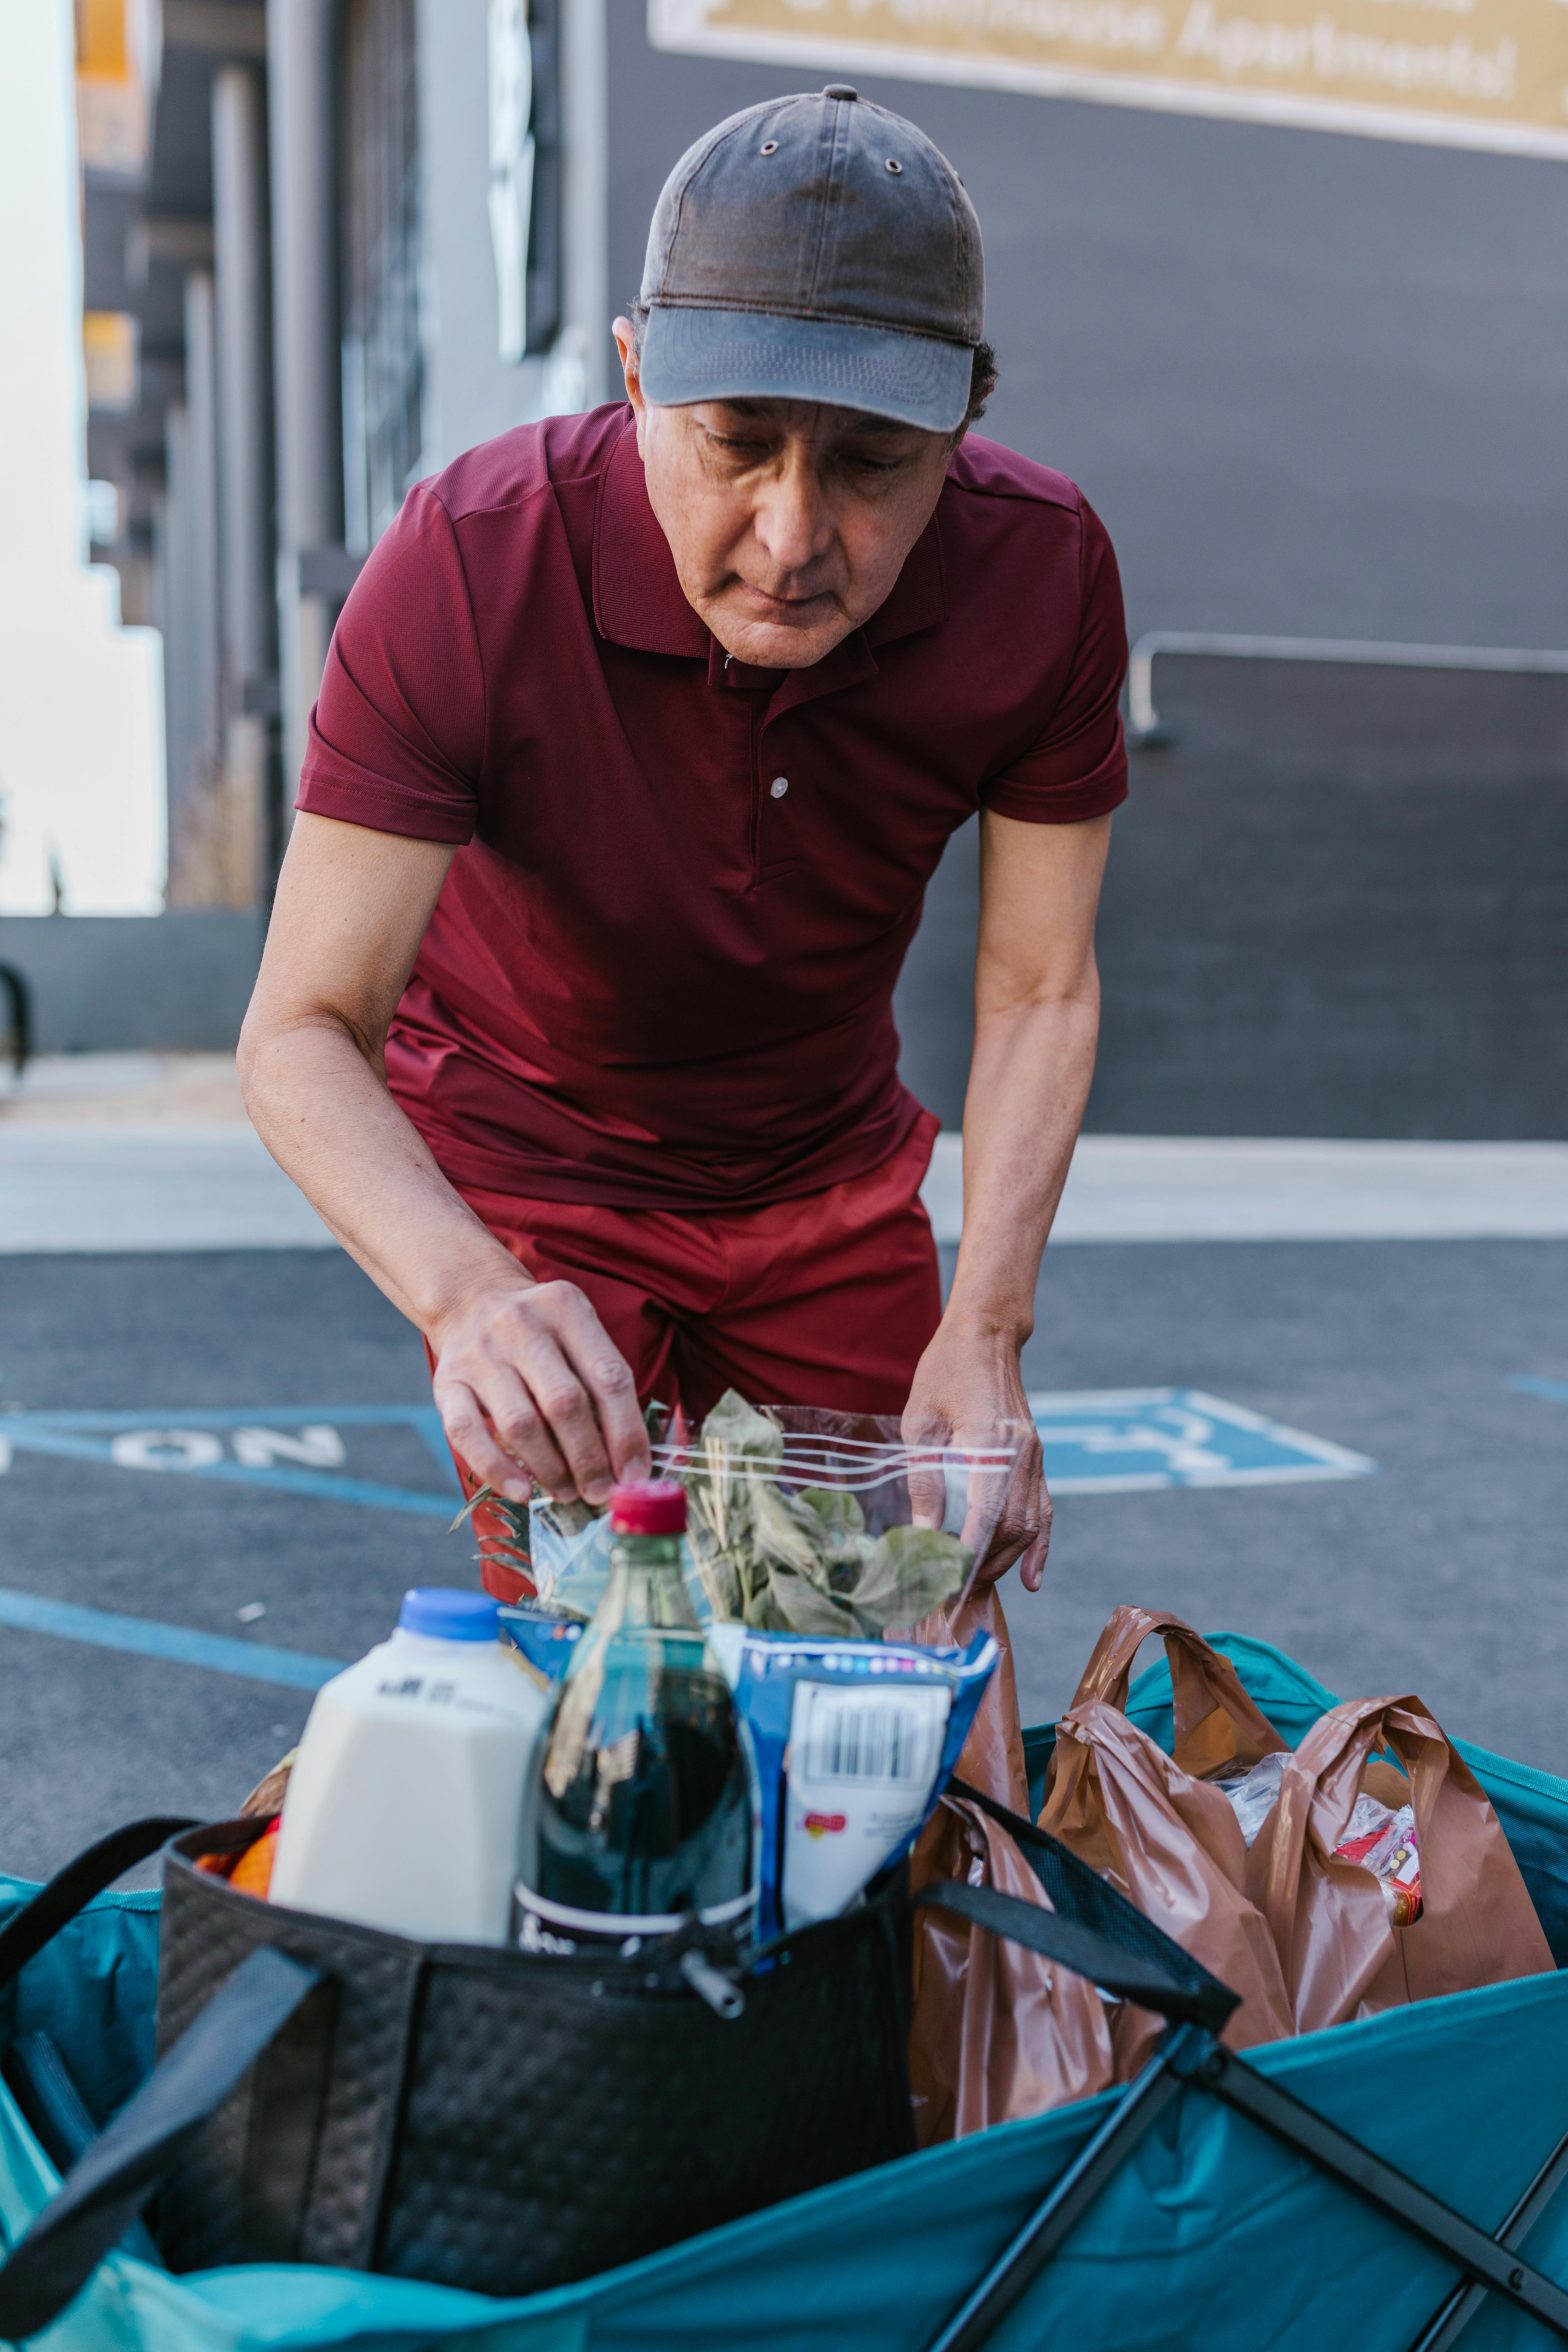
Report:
398,1588,501,1643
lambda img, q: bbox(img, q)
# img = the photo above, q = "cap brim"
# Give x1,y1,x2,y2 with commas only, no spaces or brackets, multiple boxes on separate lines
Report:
638,304,972,434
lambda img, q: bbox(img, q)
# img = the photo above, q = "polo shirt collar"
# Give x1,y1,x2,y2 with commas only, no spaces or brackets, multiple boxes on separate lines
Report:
593,421,709,658
592,415,949,676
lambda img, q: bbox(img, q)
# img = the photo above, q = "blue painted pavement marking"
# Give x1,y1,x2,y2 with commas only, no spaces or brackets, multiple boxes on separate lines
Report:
0,1392,1377,1521
0,1587,342,1691
1032,1388,1376,1492
0,1404,460,1518
1514,1376,1568,1408
0,1388,1374,1697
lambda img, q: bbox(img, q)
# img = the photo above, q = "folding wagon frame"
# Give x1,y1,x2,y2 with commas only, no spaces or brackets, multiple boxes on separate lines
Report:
923,1785,1568,2352
2,1795,1566,2349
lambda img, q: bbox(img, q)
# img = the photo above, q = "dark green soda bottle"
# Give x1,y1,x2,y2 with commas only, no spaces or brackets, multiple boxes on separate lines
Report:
514,1480,757,1952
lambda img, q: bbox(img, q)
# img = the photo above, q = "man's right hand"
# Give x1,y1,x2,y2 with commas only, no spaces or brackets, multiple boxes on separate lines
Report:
427,1277,652,1508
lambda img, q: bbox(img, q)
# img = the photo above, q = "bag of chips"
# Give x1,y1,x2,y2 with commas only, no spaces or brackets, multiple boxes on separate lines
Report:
708,1624,998,1939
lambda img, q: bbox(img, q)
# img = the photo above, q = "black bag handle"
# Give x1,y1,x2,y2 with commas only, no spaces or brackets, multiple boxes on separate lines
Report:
925,1779,1239,2036
0,1817,196,1994
0,1943,325,2338
913,1881,1227,2028
0,1815,327,2336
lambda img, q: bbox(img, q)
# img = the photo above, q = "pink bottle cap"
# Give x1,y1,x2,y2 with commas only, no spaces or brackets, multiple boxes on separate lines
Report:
609,1479,687,1536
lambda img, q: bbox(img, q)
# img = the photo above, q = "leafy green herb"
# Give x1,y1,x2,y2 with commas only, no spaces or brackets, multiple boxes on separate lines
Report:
843,1523,977,1634
452,1387,971,1636
684,1391,971,1637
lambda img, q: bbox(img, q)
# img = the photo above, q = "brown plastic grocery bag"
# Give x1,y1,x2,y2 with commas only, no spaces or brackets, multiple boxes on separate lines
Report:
914,1581,1029,1814
1249,1693,1555,2034
908,1794,1118,2146
1039,1608,1296,2074
907,1586,1115,2142
1061,1605,1289,1785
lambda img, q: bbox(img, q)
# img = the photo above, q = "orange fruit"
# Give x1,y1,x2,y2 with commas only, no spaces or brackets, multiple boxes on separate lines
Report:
230,1821,280,1900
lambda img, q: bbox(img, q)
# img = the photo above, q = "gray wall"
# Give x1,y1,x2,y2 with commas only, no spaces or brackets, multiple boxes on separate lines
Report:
0,916,262,1054
605,20,1568,650
896,664,1568,1139
612,24,1568,1139
417,0,612,469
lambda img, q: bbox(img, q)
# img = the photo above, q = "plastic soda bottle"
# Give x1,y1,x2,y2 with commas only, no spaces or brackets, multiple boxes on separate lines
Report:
514,1480,757,1952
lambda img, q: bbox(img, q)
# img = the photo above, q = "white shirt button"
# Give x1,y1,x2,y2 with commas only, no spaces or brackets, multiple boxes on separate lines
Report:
770,775,790,799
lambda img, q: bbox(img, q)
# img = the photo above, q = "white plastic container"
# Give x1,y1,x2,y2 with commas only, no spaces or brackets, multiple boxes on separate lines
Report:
270,1588,548,1942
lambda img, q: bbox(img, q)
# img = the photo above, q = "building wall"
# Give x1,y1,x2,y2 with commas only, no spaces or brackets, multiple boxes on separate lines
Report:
605,20,1568,1139
895,668,1568,1139
603,18,1568,649
416,0,612,469
0,916,262,1055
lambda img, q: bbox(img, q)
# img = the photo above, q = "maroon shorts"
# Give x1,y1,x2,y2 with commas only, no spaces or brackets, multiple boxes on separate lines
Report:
435,1112,944,1601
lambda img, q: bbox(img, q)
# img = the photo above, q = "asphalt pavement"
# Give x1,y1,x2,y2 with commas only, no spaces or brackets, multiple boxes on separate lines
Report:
2,1234,1564,1882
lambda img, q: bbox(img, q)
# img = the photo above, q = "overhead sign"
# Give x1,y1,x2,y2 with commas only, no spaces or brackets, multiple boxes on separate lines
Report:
75,0,147,174
649,0,1568,159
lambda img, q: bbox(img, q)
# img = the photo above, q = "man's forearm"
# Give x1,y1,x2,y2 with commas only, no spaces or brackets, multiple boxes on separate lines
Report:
942,983,1100,1338
239,1012,526,1333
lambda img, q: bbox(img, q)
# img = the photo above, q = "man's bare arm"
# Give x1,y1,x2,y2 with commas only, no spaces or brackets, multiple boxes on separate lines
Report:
238,812,650,1504
903,808,1112,1586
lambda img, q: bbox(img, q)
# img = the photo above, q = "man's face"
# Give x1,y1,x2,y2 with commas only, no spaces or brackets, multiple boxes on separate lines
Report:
616,319,956,669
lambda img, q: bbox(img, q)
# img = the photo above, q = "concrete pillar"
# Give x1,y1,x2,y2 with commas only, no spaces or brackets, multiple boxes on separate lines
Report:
267,0,345,811
213,64,274,692
160,411,193,849
213,61,279,893
561,0,610,410
182,271,223,801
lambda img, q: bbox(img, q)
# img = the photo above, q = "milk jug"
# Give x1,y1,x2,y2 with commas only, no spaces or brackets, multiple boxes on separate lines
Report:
270,1588,548,1941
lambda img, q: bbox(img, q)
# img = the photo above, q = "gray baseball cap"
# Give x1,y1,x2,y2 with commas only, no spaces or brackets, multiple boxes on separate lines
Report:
636,87,985,436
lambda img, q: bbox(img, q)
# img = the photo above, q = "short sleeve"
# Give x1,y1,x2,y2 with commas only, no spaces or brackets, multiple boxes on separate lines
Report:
980,496,1129,825
296,482,486,844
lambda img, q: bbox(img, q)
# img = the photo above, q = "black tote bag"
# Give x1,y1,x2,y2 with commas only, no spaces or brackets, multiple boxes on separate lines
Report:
0,1799,1235,2339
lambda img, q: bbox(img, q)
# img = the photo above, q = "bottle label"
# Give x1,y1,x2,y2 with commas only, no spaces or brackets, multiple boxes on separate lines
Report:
512,1880,755,1957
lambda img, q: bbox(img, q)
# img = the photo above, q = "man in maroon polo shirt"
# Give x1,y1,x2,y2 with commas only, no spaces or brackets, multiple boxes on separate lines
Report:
240,87,1126,1594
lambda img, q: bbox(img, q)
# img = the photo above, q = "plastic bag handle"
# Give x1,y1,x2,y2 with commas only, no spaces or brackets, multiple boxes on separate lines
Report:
934,1780,1239,2034
1067,1607,1285,1775
1252,1692,1456,1937
0,1943,325,2339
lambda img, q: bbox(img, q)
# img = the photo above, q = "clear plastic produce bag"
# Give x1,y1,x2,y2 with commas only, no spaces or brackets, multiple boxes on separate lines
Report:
523,1391,1030,1638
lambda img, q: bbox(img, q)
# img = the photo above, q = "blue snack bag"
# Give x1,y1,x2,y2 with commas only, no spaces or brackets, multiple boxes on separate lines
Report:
499,1599,585,1682
708,1626,998,1940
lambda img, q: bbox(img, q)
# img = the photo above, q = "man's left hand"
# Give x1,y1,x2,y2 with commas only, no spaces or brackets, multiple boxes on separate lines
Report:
902,1320,1049,1591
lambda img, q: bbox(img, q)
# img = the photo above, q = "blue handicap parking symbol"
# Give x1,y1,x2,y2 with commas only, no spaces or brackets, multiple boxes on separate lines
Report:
1030,1388,1376,1493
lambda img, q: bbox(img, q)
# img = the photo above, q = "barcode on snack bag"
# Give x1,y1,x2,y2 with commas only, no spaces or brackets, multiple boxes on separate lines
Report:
793,1683,948,1786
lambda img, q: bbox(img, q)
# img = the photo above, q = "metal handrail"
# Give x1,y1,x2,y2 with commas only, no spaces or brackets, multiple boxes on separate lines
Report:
1127,629,1568,745
0,962,31,1079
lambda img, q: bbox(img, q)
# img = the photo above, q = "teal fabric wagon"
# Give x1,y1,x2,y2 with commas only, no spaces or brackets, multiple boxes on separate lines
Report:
3,1635,1567,2352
